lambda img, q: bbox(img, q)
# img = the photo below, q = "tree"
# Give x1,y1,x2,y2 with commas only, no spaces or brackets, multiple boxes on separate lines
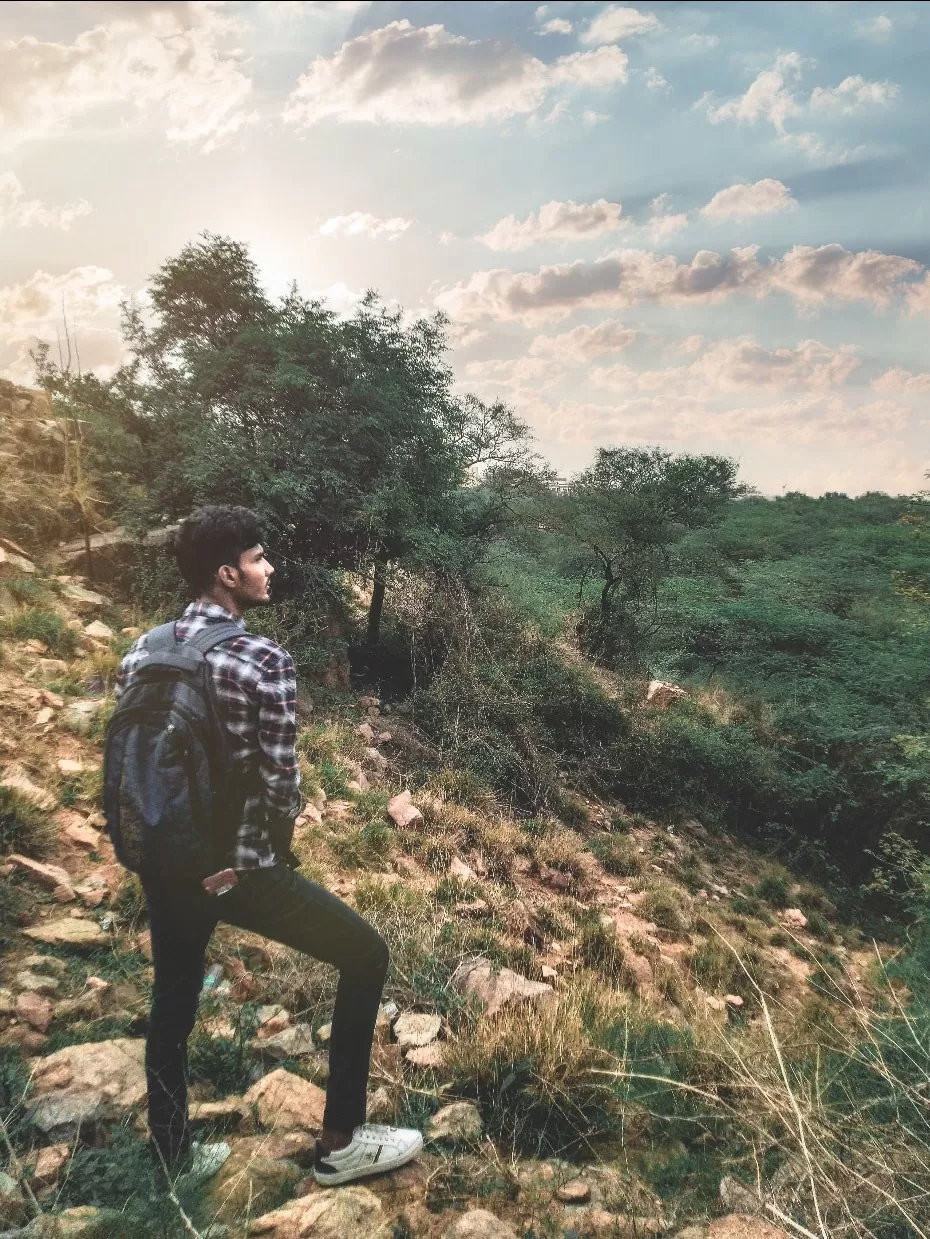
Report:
557,446,747,665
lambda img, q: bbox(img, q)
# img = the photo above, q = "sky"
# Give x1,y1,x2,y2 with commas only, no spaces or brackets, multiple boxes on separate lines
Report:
1,0,929,498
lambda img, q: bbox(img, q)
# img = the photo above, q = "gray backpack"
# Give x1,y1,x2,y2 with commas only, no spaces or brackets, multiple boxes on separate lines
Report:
103,622,243,879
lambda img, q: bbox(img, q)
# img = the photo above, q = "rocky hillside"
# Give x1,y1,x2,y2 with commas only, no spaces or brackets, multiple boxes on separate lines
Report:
0,533,903,1239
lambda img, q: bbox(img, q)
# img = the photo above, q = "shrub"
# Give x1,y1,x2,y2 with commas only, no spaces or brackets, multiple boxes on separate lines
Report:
754,873,790,908
588,834,644,878
0,786,52,856
2,607,78,657
638,881,692,933
576,922,636,990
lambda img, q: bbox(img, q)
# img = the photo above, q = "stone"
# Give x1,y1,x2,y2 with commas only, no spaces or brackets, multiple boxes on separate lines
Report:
426,1101,482,1142
64,821,102,850
782,908,808,930
11,851,79,892
244,1068,327,1132
61,584,109,615
363,746,388,770
82,621,113,641
719,1177,763,1215
393,1011,441,1049
63,700,104,736
28,1038,147,1135
250,1185,384,1238
357,696,380,709
257,1011,291,1039
16,992,54,1032
57,759,85,776
0,768,55,811
707,1218,790,1239
24,918,108,949
0,1170,26,1227
32,1142,71,1186
449,856,477,882
441,1210,518,1239
356,722,376,741
315,1022,332,1045
206,1147,302,1226
405,1042,446,1070
452,957,557,1019
556,1180,592,1204
386,790,424,829
189,1098,249,1127
0,989,16,1016
14,970,60,996
35,707,54,726
254,1024,318,1061
724,995,744,1009
645,680,687,709
0,546,36,576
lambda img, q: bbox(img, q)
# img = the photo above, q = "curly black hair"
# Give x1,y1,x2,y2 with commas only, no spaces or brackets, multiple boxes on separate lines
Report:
174,505,264,594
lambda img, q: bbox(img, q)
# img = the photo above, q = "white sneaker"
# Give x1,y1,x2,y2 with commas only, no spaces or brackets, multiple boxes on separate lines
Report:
313,1124,423,1186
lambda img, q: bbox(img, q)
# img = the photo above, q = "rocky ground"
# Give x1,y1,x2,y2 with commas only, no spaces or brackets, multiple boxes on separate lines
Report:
0,538,893,1239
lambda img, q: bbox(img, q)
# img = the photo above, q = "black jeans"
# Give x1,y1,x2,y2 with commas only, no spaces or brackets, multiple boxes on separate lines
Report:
142,863,389,1166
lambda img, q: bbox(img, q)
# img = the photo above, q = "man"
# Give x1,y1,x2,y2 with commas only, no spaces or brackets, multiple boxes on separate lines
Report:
116,505,422,1187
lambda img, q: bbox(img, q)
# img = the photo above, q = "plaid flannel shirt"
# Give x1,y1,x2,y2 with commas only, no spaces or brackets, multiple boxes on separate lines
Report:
115,601,302,871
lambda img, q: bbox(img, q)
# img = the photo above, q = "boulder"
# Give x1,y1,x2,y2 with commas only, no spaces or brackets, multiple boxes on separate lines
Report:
451,957,557,1018
253,1024,318,1061
441,1210,518,1239
708,1218,791,1239
781,908,808,931
244,1068,326,1132
83,621,113,641
57,760,84,776
645,681,687,709
60,585,109,615
64,821,101,850
9,855,75,901
426,1101,482,1143
56,524,179,581
356,722,376,742
28,1038,146,1135
250,1185,385,1238
393,1012,441,1050
15,992,53,1032
0,547,36,577
449,856,477,882
0,1170,26,1227
386,790,424,829
205,1147,302,1226
24,918,108,950
556,1180,591,1204
0,768,55,812
405,1042,446,1070
63,701,104,737
31,1142,71,1187
14,971,60,996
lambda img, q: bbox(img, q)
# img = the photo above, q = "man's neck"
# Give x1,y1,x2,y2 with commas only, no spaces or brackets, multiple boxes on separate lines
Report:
197,590,243,620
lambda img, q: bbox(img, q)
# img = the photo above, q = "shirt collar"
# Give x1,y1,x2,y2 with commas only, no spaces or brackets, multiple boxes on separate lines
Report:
182,601,247,629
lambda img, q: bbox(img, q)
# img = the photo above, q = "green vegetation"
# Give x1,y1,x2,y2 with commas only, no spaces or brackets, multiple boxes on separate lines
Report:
1,606,78,656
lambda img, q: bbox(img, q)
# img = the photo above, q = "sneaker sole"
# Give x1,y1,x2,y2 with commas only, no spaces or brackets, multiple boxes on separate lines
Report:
313,1133,424,1186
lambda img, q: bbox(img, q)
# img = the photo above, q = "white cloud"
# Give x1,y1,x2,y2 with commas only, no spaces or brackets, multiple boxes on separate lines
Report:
855,14,894,41
283,20,628,129
436,243,922,326
529,320,638,362
582,108,609,126
810,75,899,113
538,18,573,35
477,199,625,252
700,53,898,161
643,67,671,93
0,8,255,150
872,367,930,395
0,172,92,230
649,193,688,243
701,178,798,222
581,6,660,46
0,265,126,382
682,33,720,51
319,211,414,240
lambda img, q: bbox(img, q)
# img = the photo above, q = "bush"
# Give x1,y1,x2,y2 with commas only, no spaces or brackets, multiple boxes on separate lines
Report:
588,834,643,877
754,873,790,907
1,607,78,657
0,786,52,856
638,881,692,933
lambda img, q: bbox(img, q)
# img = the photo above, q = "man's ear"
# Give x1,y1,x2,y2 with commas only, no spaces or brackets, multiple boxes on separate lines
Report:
216,563,239,589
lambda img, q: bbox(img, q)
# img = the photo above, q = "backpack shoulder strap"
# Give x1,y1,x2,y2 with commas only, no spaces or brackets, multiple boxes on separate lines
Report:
185,623,244,657
146,621,178,652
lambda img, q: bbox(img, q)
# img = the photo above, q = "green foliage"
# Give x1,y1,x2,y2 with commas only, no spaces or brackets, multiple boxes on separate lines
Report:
0,786,51,856
637,882,692,933
754,874,790,907
1,607,78,656
587,833,644,877
189,1002,259,1095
